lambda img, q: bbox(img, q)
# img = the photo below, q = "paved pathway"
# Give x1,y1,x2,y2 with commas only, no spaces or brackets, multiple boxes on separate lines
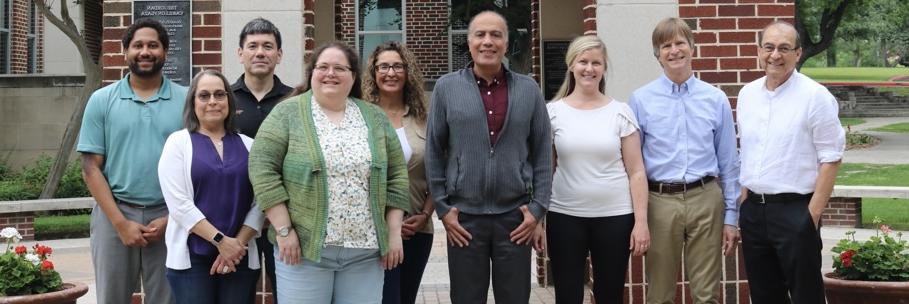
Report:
23,217,879,304
844,117,909,164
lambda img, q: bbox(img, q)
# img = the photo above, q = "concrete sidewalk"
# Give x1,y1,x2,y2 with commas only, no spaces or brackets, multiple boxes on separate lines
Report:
844,117,909,164
23,217,878,304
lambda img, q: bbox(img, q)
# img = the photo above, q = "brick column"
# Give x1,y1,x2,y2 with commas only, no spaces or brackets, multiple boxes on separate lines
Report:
335,0,356,46
582,0,597,35
9,0,28,73
190,1,222,74
303,0,316,62
405,0,449,80
530,0,540,83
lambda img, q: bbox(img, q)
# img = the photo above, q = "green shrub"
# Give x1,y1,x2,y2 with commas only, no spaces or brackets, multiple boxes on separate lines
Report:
0,156,89,201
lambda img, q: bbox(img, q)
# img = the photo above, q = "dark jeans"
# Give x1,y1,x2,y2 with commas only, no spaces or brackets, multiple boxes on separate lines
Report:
165,254,259,304
256,232,278,303
448,208,531,304
383,232,434,304
740,192,826,304
546,211,634,304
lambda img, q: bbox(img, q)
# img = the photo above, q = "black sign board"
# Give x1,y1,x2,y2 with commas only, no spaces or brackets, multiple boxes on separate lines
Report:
543,40,570,101
133,0,192,86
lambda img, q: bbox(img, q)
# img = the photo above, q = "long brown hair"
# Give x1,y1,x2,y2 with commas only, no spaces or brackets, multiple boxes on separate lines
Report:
362,41,428,123
286,41,363,99
183,69,237,133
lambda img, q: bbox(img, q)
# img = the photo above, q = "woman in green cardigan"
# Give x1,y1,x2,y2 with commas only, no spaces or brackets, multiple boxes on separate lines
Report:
248,41,410,303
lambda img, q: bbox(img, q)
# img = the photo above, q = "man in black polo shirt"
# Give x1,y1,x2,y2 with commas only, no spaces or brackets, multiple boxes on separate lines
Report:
231,17,291,303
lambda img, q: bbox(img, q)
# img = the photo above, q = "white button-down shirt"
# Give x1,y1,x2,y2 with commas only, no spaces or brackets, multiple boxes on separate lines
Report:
737,71,845,194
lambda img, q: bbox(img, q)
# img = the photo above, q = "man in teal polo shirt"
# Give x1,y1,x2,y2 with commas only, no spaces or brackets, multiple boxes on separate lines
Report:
77,18,186,304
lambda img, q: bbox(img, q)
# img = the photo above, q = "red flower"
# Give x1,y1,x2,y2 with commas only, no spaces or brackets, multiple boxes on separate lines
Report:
41,260,54,270
840,250,857,268
34,244,53,256
14,245,27,255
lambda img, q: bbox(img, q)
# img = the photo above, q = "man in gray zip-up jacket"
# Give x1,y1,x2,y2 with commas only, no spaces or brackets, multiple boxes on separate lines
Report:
425,11,552,304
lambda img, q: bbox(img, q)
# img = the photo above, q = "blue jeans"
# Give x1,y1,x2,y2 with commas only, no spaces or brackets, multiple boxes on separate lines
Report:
165,254,259,304
383,232,433,304
274,245,384,304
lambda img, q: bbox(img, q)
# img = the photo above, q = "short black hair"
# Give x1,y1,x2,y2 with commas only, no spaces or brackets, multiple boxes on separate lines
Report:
239,18,282,49
122,18,169,51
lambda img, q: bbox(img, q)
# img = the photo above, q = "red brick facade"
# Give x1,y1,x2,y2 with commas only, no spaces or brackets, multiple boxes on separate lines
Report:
405,0,449,80
5,0,44,74
681,0,796,111
0,212,35,241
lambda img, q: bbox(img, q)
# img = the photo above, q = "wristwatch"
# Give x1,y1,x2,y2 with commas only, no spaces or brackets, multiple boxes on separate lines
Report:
276,225,292,237
212,232,224,244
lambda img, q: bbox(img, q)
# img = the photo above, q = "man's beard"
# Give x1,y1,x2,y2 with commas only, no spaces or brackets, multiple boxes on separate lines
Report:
129,58,165,77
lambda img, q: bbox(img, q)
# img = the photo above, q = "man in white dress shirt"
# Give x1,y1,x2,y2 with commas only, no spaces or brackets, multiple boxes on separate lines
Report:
736,21,845,304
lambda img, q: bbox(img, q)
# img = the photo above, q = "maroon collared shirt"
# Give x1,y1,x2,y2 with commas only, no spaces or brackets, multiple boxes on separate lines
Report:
474,68,508,145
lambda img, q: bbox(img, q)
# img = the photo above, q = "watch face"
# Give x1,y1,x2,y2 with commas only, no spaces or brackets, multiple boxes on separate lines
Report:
278,227,290,237
213,233,224,243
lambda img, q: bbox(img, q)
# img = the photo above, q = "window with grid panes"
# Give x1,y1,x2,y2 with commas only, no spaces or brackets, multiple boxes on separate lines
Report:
448,0,532,74
27,0,37,73
357,0,404,66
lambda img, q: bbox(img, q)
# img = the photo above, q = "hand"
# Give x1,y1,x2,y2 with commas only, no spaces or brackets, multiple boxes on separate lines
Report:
209,254,237,275
142,217,167,243
216,236,247,265
402,214,429,240
722,225,740,256
114,220,150,247
276,228,301,265
629,222,651,256
532,222,545,252
509,205,537,245
382,232,404,270
442,208,472,247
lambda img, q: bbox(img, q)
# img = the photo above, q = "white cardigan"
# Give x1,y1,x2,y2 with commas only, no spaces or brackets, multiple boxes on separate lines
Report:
157,129,266,270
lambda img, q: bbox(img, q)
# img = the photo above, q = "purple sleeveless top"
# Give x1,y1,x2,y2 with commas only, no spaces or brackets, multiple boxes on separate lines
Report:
187,132,254,256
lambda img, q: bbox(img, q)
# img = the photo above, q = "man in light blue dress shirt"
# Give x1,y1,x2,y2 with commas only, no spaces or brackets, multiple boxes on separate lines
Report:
628,17,741,304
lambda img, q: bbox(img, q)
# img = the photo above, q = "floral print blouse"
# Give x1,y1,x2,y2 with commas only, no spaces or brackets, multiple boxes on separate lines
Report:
311,98,378,249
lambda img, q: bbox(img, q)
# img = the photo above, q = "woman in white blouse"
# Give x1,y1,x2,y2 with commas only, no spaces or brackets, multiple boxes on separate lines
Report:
541,35,650,303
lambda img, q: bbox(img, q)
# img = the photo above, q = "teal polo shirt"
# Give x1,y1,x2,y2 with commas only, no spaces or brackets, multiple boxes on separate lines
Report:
77,75,187,206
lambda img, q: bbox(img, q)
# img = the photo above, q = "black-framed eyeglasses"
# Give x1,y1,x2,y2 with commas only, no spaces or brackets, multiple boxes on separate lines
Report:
377,63,406,74
761,44,799,55
196,90,228,102
314,64,352,74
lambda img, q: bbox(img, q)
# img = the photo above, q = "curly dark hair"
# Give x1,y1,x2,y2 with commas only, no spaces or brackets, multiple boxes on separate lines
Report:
361,41,428,123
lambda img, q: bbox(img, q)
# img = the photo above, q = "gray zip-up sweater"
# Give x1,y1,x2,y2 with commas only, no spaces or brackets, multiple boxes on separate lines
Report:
425,66,552,220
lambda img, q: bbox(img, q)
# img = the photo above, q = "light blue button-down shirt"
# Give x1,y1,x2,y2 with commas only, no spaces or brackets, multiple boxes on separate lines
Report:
628,74,741,226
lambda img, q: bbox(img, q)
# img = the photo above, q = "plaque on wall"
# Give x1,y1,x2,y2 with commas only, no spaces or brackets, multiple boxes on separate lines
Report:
543,40,570,101
133,0,192,86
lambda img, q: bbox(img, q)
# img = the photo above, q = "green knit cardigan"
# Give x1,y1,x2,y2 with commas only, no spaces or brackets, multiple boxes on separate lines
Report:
248,91,410,262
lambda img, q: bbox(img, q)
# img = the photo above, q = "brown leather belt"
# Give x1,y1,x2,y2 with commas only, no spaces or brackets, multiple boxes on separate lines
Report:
648,176,716,194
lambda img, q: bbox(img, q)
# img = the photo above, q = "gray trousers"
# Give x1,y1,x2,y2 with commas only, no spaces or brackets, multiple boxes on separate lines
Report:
91,203,174,304
448,208,531,304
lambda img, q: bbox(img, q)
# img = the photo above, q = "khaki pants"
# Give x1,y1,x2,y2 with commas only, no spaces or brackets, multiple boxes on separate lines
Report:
645,180,724,304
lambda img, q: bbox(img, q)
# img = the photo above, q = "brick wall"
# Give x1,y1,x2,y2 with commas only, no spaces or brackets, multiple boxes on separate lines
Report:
582,0,597,35
335,0,356,47
0,212,36,241
529,0,540,83
303,0,316,62
680,0,795,113
6,0,43,74
101,0,223,85
823,197,862,227
405,0,449,80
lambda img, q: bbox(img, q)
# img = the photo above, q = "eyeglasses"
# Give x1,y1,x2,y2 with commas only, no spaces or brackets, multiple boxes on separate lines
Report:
377,63,406,74
761,44,799,55
314,64,352,74
196,90,228,102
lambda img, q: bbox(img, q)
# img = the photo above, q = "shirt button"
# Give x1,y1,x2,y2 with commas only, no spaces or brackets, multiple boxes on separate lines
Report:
488,111,493,114
490,131,495,135
487,91,491,95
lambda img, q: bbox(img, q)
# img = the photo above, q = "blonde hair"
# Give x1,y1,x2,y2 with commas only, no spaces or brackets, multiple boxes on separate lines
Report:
651,17,695,58
552,35,609,101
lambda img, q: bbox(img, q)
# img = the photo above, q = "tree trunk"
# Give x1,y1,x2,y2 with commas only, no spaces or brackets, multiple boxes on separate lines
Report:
880,39,890,67
827,41,838,67
36,0,103,199
852,44,861,67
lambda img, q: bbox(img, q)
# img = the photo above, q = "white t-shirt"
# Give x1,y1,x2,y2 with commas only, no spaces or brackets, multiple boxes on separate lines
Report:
548,99,639,217
396,127,413,163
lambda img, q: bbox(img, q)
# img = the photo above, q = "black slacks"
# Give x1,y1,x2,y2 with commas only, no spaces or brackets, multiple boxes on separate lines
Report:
448,208,532,304
546,211,634,304
740,192,826,304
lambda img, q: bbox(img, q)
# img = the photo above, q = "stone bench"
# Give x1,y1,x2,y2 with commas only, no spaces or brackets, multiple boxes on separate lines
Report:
824,185,909,228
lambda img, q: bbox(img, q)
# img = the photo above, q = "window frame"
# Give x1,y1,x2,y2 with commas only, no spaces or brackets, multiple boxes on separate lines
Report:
26,0,37,73
355,0,406,64
0,0,11,73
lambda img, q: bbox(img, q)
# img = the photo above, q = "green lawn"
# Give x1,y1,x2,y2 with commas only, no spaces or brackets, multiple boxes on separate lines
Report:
870,122,909,133
801,67,909,82
840,117,865,127
877,87,909,97
34,214,89,240
837,163,909,229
